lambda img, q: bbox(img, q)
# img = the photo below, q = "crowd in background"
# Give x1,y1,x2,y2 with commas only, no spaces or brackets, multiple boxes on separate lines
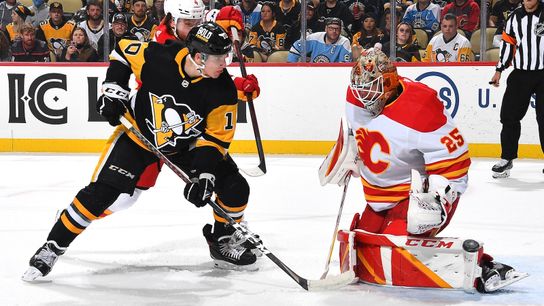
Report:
0,0,524,63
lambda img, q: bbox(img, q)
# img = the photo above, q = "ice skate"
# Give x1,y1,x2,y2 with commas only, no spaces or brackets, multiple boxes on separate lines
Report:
203,224,258,271
477,261,529,293
22,241,66,282
491,159,513,178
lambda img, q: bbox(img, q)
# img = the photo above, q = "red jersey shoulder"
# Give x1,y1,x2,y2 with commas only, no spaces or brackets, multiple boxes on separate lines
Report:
382,77,447,132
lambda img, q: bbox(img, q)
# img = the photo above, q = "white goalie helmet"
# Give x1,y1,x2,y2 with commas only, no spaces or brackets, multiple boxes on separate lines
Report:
164,0,205,21
350,48,399,116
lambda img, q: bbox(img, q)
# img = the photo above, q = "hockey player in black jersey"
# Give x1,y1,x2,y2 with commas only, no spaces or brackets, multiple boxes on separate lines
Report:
22,23,259,282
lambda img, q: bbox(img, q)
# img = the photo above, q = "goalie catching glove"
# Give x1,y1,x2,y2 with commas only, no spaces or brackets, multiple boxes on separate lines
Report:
97,82,130,126
407,169,459,235
184,173,215,207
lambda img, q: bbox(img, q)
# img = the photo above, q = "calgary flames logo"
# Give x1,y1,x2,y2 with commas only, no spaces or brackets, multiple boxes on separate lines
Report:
145,93,203,148
355,128,390,174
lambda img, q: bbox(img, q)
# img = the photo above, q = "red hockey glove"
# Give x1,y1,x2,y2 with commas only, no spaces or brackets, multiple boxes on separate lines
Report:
215,6,244,37
234,74,260,101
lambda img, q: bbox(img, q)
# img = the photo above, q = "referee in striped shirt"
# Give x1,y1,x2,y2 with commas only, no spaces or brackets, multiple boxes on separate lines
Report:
489,0,544,178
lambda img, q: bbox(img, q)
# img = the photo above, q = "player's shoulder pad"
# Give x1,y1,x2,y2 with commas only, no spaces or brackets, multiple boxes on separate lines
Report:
383,77,447,132
115,38,148,56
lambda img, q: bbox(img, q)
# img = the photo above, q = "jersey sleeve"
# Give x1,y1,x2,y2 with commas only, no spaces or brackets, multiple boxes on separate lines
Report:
196,74,238,156
417,111,471,194
192,76,238,174
287,38,302,62
106,39,148,86
457,39,473,62
422,37,434,62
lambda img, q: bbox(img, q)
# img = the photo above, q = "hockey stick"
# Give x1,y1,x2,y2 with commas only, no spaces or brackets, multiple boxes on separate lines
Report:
119,115,355,291
320,173,351,280
230,27,266,177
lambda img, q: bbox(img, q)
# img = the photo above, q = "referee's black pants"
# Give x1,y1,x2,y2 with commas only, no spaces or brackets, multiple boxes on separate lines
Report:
499,69,544,160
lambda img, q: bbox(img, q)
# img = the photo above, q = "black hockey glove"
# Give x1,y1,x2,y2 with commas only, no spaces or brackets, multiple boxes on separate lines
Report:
184,173,215,207
97,82,130,126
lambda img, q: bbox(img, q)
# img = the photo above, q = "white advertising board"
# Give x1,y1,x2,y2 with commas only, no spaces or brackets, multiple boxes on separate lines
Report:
0,63,541,157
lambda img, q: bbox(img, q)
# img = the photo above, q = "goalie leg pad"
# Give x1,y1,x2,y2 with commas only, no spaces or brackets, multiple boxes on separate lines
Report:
337,228,484,291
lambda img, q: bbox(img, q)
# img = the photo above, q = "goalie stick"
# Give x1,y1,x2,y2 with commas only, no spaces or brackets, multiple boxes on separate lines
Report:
119,115,356,291
230,27,266,177
320,173,351,280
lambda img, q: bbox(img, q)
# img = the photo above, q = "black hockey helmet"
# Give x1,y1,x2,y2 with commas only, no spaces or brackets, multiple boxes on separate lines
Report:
187,22,232,56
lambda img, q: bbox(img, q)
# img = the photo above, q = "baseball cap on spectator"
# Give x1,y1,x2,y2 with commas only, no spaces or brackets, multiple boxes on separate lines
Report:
325,17,342,27
307,2,315,10
132,0,147,5
49,2,64,11
112,13,127,24
361,13,377,23
14,5,35,20
383,3,403,13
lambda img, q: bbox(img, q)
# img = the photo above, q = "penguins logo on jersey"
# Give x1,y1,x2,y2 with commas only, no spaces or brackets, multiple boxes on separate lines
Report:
435,48,451,62
145,93,203,148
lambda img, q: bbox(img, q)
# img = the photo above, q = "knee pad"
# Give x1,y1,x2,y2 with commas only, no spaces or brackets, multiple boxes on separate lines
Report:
215,172,249,208
76,182,122,217
105,188,143,214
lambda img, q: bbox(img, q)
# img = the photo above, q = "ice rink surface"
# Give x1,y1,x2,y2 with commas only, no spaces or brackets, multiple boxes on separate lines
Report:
1,154,543,306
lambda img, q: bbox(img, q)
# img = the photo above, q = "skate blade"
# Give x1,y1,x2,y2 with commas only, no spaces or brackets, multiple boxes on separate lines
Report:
492,170,510,179
485,271,529,292
213,260,259,271
21,266,44,282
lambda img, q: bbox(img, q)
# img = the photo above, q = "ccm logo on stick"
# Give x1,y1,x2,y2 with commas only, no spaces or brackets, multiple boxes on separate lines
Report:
405,239,454,249
108,165,135,179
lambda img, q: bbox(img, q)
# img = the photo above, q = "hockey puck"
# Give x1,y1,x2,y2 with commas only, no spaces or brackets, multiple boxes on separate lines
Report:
463,239,480,252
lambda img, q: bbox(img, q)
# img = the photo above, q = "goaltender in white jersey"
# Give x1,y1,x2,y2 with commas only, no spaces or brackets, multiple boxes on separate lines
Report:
319,48,528,293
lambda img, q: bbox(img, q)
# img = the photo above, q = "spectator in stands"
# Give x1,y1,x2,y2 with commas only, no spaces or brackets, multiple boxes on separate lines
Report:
151,0,165,22
0,0,21,31
288,17,351,62
351,13,383,58
284,1,319,49
276,0,300,31
489,0,520,47
97,12,133,60
36,2,75,61
4,5,34,44
382,22,421,62
78,0,104,50
10,22,50,61
316,0,353,34
0,29,10,60
423,13,472,62
27,0,49,27
441,0,480,39
380,5,402,43
345,0,366,34
237,0,262,31
248,2,286,61
128,0,158,41
402,0,441,38
59,26,98,62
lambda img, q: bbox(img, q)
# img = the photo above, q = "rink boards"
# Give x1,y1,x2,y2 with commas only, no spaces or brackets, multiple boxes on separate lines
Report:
0,62,542,158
